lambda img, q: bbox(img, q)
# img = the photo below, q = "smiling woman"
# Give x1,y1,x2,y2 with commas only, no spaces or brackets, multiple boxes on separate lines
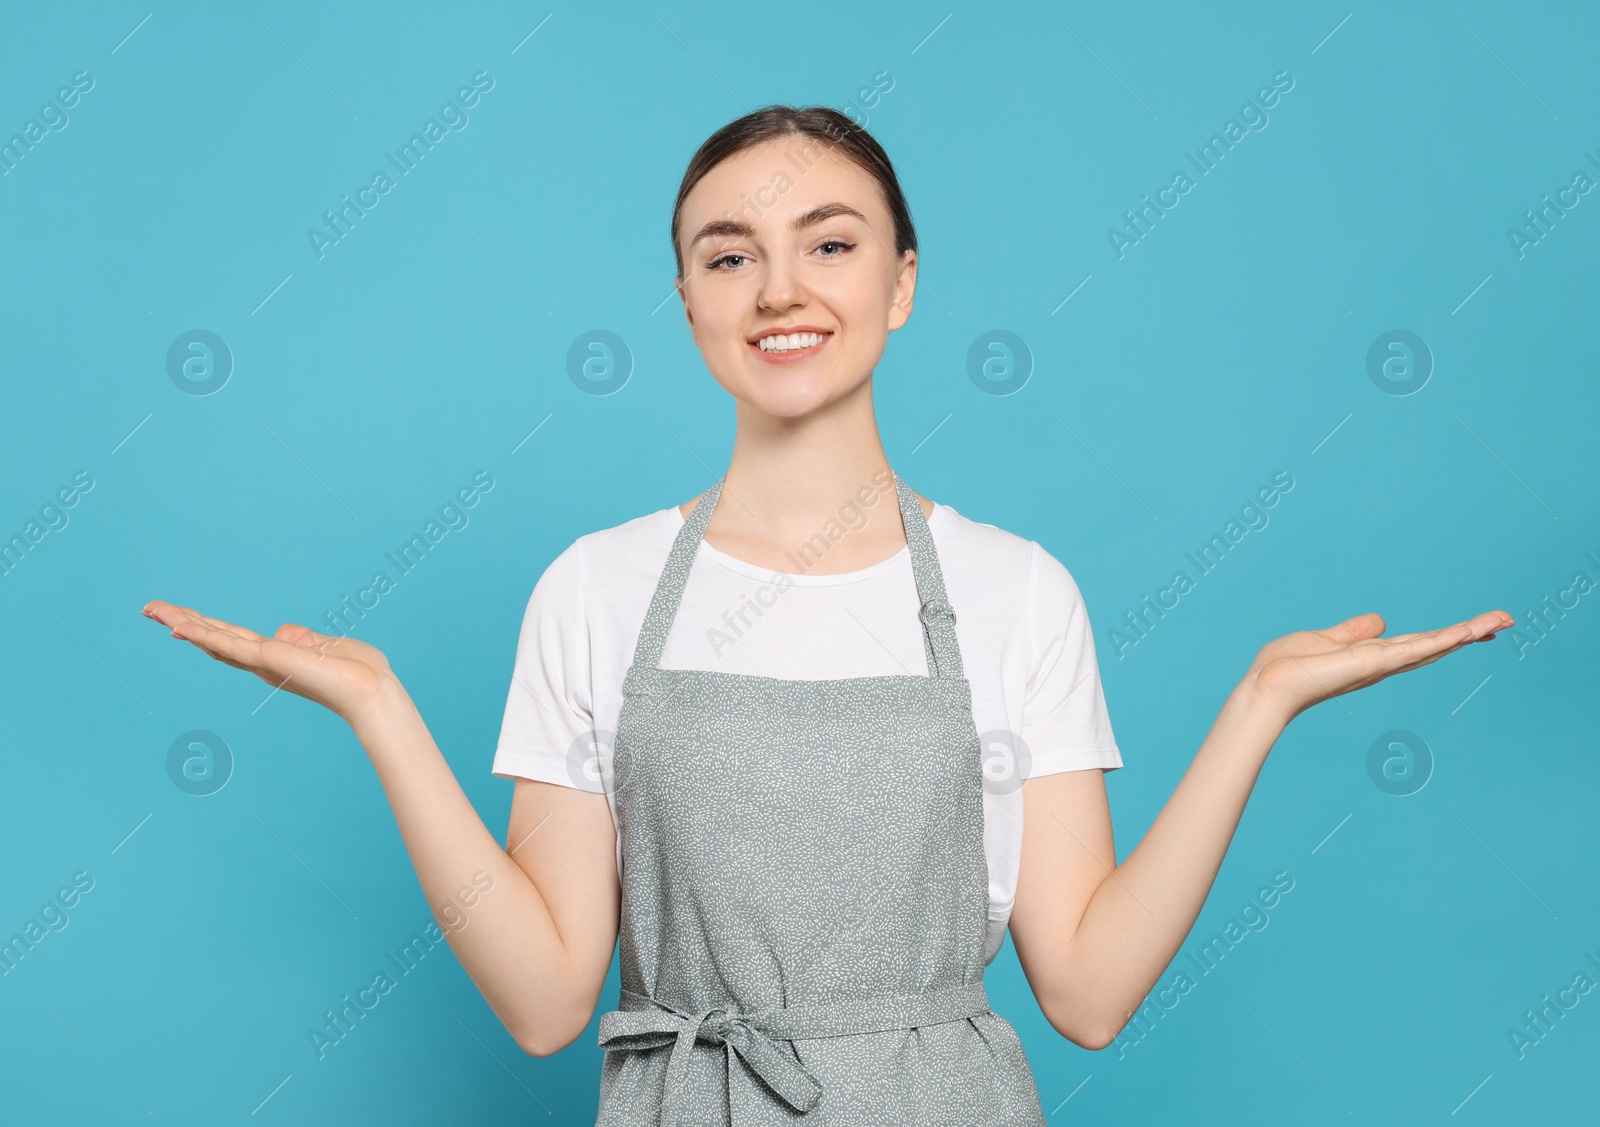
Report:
143,102,1514,1127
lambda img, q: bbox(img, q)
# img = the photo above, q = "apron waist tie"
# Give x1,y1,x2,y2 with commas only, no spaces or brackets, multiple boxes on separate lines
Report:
596,979,992,1123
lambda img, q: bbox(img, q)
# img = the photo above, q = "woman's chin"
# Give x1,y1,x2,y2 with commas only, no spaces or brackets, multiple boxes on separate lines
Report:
733,383,846,419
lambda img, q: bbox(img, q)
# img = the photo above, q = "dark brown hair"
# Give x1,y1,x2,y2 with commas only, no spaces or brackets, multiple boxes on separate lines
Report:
670,105,917,279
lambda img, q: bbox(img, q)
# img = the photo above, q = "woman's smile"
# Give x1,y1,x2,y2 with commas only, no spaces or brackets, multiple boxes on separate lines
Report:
748,328,833,365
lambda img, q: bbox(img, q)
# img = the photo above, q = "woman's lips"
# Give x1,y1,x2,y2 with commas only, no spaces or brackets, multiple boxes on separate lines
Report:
748,333,831,364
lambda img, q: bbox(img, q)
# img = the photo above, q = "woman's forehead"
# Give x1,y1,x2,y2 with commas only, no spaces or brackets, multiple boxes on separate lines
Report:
680,140,886,231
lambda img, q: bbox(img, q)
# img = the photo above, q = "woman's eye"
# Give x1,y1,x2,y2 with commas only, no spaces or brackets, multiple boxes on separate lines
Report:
817,239,857,257
706,253,747,271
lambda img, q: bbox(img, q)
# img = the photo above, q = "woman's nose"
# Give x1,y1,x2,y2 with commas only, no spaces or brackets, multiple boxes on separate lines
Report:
757,261,805,311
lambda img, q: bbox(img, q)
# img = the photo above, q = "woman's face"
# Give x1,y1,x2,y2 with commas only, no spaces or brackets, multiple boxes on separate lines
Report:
674,137,916,418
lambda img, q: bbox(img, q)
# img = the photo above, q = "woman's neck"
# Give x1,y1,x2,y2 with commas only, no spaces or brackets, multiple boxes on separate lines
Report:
678,380,933,575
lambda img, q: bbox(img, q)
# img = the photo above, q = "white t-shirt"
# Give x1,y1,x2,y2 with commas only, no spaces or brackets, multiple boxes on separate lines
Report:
491,498,1122,965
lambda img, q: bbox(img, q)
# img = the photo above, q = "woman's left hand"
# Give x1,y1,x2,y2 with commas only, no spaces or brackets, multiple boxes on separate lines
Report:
1243,609,1514,724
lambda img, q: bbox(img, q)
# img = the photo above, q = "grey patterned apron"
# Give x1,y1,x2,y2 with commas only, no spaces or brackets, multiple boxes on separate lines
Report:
594,471,1048,1125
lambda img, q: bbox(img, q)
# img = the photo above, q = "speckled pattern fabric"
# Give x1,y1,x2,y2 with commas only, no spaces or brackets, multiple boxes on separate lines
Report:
595,471,1048,1126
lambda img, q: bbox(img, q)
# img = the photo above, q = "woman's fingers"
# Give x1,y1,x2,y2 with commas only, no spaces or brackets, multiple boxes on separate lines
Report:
168,615,266,664
144,600,262,642
152,606,296,680
1318,612,1387,645
1359,611,1512,678
176,607,266,642
194,612,264,641
1260,608,1516,715
1381,611,1513,649
143,598,394,723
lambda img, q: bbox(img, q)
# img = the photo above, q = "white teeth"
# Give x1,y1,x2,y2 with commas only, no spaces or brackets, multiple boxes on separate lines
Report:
757,332,825,352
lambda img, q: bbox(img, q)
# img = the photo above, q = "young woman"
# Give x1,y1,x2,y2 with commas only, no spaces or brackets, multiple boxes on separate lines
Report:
143,106,1512,1124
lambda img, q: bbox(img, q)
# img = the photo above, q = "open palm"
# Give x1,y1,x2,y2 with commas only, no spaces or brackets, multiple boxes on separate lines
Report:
142,599,398,725
1246,609,1514,723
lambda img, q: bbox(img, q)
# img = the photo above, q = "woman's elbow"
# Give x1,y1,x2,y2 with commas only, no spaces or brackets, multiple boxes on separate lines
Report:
516,1021,583,1058
1075,1027,1119,1052
1040,1000,1121,1052
511,999,596,1058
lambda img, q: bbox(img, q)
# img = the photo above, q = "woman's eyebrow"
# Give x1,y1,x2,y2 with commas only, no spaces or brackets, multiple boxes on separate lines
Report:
688,202,868,249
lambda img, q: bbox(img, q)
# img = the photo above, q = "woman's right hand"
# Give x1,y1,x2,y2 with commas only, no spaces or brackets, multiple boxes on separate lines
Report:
142,600,401,727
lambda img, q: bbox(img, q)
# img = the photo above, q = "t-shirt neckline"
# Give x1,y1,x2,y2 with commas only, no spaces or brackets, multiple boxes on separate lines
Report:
667,502,949,587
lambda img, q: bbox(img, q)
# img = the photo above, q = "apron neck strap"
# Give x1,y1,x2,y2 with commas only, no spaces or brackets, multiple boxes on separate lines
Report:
629,471,963,679
891,471,963,679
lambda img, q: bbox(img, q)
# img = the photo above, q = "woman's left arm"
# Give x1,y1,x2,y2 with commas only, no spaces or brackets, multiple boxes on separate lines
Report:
1008,608,1512,1050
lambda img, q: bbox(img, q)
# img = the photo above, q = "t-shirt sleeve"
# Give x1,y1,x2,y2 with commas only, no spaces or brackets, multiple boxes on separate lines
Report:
490,539,603,791
1020,540,1122,776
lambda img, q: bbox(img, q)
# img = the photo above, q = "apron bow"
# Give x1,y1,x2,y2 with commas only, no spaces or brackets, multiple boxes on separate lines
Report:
598,991,823,1124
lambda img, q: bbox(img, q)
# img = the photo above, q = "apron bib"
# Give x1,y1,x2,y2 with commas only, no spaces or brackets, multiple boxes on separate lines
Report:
595,471,1047,1125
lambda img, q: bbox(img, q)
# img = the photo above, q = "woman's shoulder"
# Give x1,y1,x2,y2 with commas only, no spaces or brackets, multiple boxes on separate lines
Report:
932,504,1087,605
930,502,1034,562
529,503,682,602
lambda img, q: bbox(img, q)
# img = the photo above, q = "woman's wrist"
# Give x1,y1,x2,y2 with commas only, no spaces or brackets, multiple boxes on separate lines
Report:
344,673,421,749
1223,673,1295,739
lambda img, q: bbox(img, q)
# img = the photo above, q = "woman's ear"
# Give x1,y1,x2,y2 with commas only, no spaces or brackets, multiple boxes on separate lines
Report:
888,249,916,331
677,276,694,329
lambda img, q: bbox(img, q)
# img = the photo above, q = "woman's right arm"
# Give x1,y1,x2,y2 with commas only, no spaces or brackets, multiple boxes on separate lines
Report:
143,601,619,1057
350,681,619,1057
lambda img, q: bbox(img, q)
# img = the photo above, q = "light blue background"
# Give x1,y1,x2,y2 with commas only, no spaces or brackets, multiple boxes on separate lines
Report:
2,1,1595,1122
